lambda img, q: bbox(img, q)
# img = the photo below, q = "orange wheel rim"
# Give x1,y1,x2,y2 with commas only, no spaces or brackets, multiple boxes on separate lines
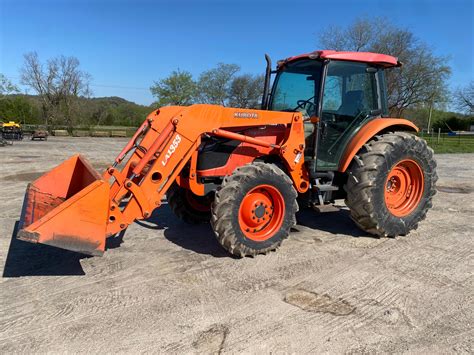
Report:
238,184,285,242
384,159,424,217
185,190,210,212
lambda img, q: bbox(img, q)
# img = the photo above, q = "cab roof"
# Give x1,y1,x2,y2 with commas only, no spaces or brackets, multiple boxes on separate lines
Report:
281,50,401,68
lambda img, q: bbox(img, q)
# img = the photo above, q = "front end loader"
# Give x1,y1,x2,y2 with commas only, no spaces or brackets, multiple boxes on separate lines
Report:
17,50,437,257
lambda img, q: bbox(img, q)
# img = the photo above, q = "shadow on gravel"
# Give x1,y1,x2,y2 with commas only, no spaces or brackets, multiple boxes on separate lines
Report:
164,226,229,258
3,203,368,276
296,207,367,238
3,221,125,277
138,204,229,258
138,203,368,256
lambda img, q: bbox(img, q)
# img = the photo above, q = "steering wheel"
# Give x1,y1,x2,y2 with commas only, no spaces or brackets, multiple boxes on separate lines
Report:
294,99,316,117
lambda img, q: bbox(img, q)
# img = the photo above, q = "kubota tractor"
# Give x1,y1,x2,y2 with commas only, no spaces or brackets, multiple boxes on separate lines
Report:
17,50,437,257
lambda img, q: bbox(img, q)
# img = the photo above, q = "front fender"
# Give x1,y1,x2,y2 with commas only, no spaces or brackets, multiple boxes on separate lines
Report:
338,118,418,172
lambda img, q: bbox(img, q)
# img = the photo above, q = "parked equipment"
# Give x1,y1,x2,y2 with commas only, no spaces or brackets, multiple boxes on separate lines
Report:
2,121,23,140
17,50,437,257
31,129,48,141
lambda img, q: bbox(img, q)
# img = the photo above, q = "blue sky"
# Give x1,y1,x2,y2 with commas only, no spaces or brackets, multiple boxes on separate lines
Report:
0,0,473,106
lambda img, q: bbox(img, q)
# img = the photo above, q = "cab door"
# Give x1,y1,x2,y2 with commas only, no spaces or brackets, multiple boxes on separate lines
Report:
317,61,381,170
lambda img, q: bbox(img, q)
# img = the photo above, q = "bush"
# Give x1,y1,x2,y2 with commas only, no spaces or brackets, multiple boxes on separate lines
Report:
0,96,41,123
432,116,473,131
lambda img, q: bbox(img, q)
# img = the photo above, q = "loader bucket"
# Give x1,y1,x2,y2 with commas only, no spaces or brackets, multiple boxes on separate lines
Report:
17,154,110,256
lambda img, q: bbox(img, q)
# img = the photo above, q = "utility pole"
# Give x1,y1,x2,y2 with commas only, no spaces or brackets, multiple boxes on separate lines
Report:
427,87,438,135
427,101,433,134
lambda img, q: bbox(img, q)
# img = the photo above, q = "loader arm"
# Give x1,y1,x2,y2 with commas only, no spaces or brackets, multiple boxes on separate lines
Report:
18,104,308,255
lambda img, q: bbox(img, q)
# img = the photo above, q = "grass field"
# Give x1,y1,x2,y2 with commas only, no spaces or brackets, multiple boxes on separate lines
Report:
420,132,474,153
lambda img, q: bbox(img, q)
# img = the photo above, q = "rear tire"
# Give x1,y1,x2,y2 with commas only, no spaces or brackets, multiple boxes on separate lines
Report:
211,162,298,257
344,132,437,237
167,183,212,224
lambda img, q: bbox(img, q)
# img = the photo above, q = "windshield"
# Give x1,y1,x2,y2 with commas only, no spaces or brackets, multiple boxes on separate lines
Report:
270,59,322,117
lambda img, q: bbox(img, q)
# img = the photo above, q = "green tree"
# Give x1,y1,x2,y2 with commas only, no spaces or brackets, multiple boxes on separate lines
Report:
197,63,240,106
432,115,471,131
454,81,474,114
0,74,19,97
0,96,39,123
229,74,264,108
150,69,196,107
318,17,451,117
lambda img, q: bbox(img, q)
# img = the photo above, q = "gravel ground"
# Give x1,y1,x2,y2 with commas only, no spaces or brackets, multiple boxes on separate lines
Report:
0,137,473,353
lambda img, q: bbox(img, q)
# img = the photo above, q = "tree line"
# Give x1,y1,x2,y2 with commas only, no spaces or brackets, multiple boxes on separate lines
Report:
0,70,150,129
150,64,264,108
1,17,473,132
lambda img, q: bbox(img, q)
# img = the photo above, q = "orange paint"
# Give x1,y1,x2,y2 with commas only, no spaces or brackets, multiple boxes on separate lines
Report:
238,184,285,241
17,100,420,255
384,159,424,217
17,105,309,254
17,155,109,255
338,118,418,172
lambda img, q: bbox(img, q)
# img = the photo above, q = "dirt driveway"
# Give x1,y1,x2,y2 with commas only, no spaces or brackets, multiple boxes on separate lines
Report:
0,137,472,353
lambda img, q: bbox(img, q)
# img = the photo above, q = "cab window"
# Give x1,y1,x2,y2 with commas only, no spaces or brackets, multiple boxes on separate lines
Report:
270,60,322,117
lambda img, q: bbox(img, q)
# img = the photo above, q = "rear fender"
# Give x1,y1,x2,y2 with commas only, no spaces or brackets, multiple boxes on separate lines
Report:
338,118,418,172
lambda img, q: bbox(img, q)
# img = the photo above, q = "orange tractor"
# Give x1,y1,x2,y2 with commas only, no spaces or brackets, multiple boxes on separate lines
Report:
17,50,437,257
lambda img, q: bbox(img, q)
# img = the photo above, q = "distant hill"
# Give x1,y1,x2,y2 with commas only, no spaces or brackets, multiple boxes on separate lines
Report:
86,96,143,105
0,94,152,127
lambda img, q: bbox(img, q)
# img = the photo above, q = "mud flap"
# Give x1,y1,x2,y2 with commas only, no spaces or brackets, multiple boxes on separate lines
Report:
17,155,110,256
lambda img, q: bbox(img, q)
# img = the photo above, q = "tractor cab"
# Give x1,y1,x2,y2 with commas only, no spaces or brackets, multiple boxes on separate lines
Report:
265,50,399,171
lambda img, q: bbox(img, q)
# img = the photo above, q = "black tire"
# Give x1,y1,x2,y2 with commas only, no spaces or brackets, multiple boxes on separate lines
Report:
344,132,437,237
211,162,298,257
167,183,212,224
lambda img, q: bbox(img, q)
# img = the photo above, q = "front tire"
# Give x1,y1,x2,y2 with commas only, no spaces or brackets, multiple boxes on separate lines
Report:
344,132,437,237
167,183,212,224
211,162,298,257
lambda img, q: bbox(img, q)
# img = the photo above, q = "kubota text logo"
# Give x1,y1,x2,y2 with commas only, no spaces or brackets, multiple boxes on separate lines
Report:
234,112,258,119
161,134,182,166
